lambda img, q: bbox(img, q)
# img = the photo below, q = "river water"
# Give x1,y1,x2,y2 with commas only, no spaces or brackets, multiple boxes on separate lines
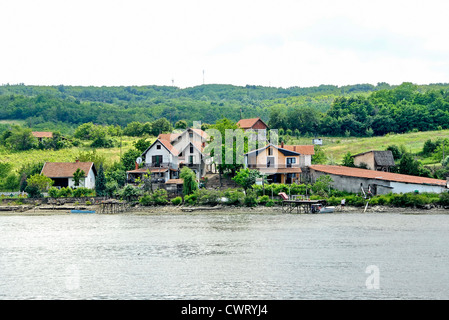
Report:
1,212,449,300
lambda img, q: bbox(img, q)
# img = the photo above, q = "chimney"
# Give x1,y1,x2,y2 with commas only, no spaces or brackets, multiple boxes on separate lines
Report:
135,162,139,170
294,146,296,152
75,159,79,163
281,141,284,148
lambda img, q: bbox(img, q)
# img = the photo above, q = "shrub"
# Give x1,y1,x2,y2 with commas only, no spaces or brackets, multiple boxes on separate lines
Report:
244,189,258,207
171,196,182,205
257,195,270,204
48,187,59,198
58,187,73,198
265,199,275,207
184,193,197,206
439,192,449,206
223,188,245,206
73,187,95,198
196,189,223,206
139,189,169,206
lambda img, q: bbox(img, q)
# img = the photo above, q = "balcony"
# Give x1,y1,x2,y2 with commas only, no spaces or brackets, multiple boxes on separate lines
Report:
247,164,301,169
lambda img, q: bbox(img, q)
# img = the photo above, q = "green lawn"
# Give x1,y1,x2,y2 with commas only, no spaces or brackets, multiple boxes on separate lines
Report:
0,136,152,172
286,129,449,165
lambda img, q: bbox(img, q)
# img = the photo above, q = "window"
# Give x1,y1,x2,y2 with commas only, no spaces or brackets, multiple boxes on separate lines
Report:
189,133,193,139
156,144,161,150
268,148,273,156
190,145,194,154
286,157,296,168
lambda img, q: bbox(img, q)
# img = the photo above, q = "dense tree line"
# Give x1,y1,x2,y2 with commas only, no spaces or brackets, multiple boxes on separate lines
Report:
269,83,449,137
1,82,449,137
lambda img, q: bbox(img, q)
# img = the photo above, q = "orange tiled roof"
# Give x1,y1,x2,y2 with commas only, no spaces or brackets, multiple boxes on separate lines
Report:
158,133,181,142
32,131,53,138
237,118,268,129
309,165,447,186
157,138,179,156
279,145,315,155
41,162,93,178
190,128,209,139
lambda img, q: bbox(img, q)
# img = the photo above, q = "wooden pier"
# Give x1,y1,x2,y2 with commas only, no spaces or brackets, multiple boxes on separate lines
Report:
99,199,126,214
281,199,326,214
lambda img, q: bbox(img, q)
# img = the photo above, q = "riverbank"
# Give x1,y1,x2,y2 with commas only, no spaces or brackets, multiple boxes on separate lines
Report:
1,203,449,215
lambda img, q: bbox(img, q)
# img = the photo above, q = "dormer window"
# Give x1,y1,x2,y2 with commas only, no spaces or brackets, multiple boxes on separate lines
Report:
157,144,161,150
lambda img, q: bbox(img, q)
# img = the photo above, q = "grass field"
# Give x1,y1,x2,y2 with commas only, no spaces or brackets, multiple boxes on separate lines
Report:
0,136,148,172
1,130,448,172
287,129,449,164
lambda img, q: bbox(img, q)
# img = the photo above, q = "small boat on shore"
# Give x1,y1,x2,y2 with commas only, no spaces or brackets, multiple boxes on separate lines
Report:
70,210,96,214
311,204,335,214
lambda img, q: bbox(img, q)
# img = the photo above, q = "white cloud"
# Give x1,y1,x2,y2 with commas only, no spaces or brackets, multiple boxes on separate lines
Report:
1,0,449,87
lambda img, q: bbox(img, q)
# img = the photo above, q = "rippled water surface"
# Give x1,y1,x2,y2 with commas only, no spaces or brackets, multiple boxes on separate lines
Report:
1,212,449,299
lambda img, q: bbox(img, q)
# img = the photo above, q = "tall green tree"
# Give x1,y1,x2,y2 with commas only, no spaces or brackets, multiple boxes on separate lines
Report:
95,163,107,196
180,167,198,196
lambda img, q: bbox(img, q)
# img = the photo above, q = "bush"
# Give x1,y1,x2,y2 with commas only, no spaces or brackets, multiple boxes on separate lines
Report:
196,189,223,206
244,189,258,207
224,188,245,206
48,187,59,198
73,187,95,198
171,196,182,205
439,192,449,206
139,189,169,206
257,195,270,204
58,187,73,198
265,199,275,207
184,193,197,206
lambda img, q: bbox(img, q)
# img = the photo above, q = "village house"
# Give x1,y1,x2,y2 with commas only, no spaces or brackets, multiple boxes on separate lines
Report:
41,160,97,189
244,142,315,184
308,165,449,195
32,131,53,143
236,117,269,131
126,127,210,185
352,150,396,171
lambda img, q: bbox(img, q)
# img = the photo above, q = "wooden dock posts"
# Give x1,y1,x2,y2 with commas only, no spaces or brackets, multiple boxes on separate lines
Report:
281,199,326,214
99,199,126,214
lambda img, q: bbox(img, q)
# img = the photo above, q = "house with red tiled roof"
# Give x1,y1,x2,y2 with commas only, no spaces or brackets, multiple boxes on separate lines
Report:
127,127,210,185
308,165,449,195
244,142,315,184
41,160,97,189
237,118,269,131
32,131,53,142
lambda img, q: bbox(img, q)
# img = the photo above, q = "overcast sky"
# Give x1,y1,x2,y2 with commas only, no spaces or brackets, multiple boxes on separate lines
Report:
2,0,449,88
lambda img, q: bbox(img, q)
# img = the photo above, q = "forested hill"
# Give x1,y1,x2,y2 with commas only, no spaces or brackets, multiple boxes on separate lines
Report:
1,82,449,136
0,83,387,129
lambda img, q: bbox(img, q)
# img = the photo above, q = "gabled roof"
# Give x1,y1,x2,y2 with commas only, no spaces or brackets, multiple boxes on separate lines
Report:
277,145,315,155
352,150,395,166
179,141,206,154
190,128,209,140
41,162,95,178
237,117,269,129
142,138,179,157
245,143,314,156
32,131,53,138
309,165,447,187
157,133,180,142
